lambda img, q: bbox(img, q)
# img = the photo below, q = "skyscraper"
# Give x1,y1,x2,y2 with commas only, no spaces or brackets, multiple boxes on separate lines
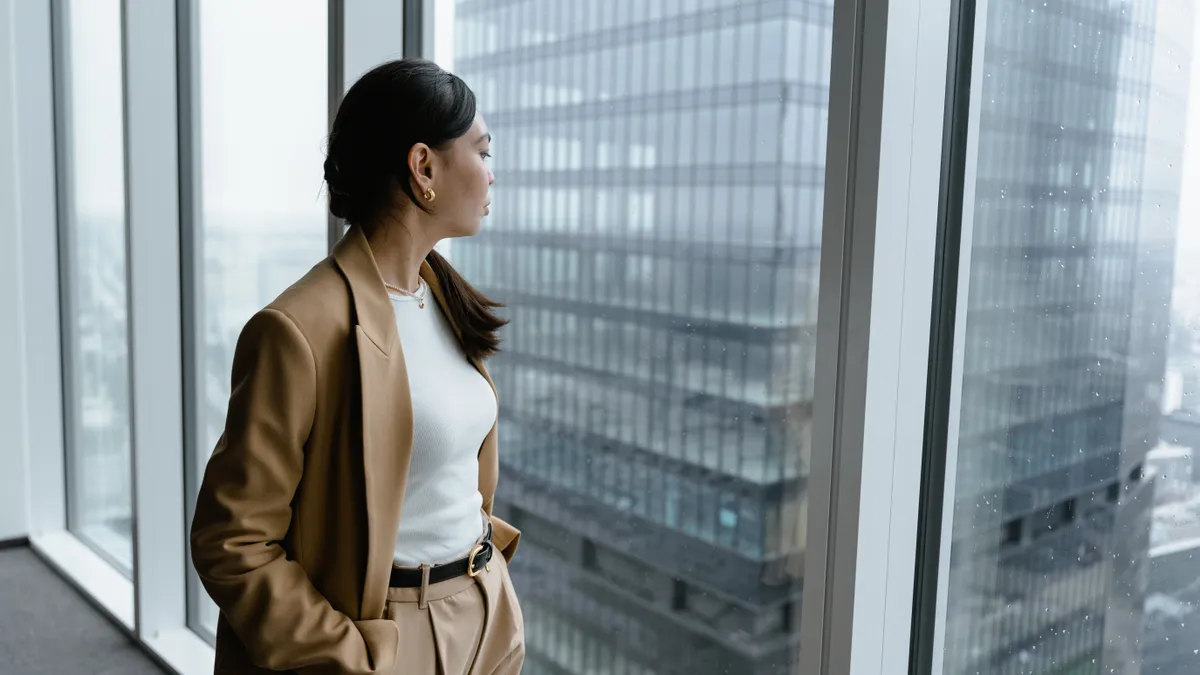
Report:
944,1,1192,674
452,1,832,672
449,1,1192,674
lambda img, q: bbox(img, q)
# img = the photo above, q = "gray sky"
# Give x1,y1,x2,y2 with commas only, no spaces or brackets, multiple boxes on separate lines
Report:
71,0,1200,283
67,0,123,219
198,0,327,223
1176,8,1200,263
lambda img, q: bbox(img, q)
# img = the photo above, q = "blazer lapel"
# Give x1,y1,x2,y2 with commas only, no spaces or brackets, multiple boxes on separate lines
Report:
333,226,413,619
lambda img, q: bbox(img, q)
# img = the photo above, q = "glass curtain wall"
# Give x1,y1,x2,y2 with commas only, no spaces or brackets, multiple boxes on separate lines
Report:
55,0,135,575
438,1,833,672
929,1,1200,674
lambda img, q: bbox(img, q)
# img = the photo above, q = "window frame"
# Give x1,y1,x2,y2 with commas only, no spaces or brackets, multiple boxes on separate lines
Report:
798,0,958,671
51,0,137,580
48,0,85,560
908,0,988,672
121,1,200,669
176,0,207,640
25,0,141,633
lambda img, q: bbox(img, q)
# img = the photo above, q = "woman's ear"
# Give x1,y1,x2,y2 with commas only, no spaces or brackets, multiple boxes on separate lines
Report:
408,143,434,191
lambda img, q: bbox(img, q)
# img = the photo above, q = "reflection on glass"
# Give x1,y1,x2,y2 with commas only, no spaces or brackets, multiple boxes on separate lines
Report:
188,0,328,637
443,0,832,671
943,2,1197,674
60,0,134,574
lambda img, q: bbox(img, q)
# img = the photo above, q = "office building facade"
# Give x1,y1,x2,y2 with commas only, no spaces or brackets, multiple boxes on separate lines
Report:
450,0,1189,673
945,0,1190,674
452,1,831,672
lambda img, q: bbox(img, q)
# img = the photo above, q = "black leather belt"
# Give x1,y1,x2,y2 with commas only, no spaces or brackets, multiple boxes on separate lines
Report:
390,524,494,588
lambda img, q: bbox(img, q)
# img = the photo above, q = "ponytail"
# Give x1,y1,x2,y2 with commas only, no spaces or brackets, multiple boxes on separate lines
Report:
425,249,507,361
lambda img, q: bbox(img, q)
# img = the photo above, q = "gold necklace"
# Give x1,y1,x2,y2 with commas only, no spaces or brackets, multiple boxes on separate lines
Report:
384,279,427,309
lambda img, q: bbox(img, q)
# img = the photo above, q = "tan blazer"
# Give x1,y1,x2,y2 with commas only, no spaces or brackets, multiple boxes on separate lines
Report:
190,224,520,675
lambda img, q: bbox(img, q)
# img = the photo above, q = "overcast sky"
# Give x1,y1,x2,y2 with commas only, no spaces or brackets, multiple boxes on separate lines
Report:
65,0,1200,275
1175,9,1200,263
197,1,328,223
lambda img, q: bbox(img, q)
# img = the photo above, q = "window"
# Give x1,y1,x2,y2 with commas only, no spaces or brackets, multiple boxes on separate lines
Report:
435,0,834,671
56,0,134,574
929,2,1199,673
21,0,1183,670
183,0,329,638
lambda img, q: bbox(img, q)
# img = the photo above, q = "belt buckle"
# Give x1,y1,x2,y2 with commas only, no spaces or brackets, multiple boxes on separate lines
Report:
467,544,486,578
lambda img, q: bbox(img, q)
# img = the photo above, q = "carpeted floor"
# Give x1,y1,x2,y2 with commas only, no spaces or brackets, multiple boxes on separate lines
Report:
0,546,166,675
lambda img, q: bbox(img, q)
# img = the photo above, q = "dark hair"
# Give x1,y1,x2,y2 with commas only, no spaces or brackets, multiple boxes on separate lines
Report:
324,58,506,361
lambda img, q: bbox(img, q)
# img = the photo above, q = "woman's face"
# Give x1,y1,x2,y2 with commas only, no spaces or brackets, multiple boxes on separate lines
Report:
423,113,494,239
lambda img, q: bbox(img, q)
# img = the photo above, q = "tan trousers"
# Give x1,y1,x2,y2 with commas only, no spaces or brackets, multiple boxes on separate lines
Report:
385,552,524,675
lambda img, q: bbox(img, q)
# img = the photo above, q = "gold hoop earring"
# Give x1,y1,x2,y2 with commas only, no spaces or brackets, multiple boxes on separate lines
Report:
423,188,436,202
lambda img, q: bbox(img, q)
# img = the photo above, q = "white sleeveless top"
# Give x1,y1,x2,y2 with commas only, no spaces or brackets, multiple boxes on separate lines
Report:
389,281,496,566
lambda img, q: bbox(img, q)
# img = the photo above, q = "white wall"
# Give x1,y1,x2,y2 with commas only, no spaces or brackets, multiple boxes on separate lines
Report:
0,0,30,543
14,0,65,539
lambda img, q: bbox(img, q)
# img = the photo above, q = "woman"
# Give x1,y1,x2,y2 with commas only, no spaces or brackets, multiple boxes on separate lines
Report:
190,58,524,675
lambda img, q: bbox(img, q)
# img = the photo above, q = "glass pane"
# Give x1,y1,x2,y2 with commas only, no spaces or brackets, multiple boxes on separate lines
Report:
59,0,134,574
186,0,329,638
437,1,833,671
940,3,1198,674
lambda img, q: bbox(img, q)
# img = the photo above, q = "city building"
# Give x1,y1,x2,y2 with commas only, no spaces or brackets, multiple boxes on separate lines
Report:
1144,436,1200,675
943,1,1192,673
451,1,832,672
450,1,1196,675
